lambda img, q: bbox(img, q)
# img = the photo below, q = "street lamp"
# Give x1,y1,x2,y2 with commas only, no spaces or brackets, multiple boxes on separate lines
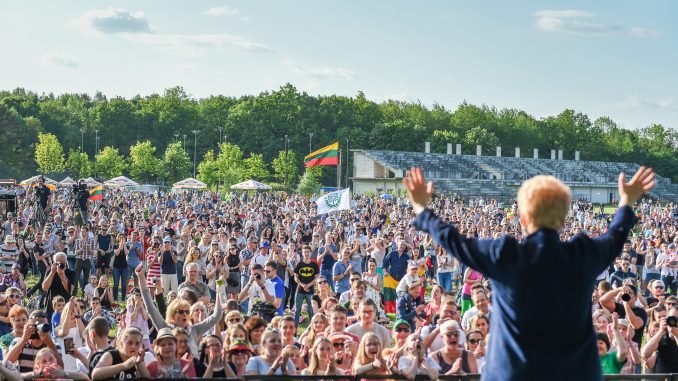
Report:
285,135,289,153
183,134,187,151
308,132,313,153
345,138,350,188
192,130,200,178
95,130,99,154
174,133,179,143
218,127,224,146
80,129,84,153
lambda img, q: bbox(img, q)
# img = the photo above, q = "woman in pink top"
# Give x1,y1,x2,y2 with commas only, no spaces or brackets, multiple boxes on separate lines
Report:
461,267,482,314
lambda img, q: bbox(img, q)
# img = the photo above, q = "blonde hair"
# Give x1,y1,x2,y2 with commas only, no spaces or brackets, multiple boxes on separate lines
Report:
166,299,191,323
353,332,382,372
117,327,144,353
260,329,281,357
517,175,571,230
307,337,339,375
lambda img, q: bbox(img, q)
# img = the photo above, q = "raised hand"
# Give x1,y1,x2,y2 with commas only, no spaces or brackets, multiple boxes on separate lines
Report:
618,166,655,206
402,167,433,214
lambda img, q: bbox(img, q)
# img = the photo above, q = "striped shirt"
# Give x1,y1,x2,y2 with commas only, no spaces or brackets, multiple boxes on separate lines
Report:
146,252,162,287
9,339,62,373
0,244,18,272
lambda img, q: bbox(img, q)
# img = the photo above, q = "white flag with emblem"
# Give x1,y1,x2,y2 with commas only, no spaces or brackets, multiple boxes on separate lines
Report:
316,188,351,215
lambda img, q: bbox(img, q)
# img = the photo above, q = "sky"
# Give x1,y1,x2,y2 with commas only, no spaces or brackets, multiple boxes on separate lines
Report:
1,0,676,130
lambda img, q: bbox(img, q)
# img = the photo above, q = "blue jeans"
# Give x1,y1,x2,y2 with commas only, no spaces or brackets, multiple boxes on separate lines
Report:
295,291,314,326
112,267,130,302
321,269,334,291
241,275,250,313
437,272,452,293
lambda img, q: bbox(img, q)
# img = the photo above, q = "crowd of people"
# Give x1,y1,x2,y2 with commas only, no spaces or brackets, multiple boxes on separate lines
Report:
0,176,674,380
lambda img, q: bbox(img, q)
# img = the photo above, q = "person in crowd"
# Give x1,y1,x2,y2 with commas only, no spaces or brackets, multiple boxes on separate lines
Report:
22,347,89,380
6,310,63,373
136,264,223,356
430,320,478,375
641,305,678,373
178,263,211,304
91,327,150,380
345,299,392,350
200,334,234,378
125,288,150,348
396,283,425,329
40,253,74,318
397,334,439,380
245,328,297,375
382,241,410,313
111,233,130,303
226,338,253,377
301,336,344,376
597,313,628,374
462,290,491,331
402,165,655,380
0,305,28,357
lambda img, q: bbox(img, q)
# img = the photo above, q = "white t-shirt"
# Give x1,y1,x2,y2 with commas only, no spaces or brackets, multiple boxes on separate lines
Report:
396,273,420,293
345,322,393,349
398,355,441,373
246,279,276,315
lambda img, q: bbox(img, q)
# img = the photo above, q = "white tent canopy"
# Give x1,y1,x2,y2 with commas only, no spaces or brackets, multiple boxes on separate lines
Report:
83,177,102,187
19,175,58,186
231,179,272,190
103,176,139,188
59,177,76,187
172,177,207,189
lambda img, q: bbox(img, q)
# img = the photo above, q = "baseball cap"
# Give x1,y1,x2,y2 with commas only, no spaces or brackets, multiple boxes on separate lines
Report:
162,237,172,243
393,319,411,330
227,338,253,353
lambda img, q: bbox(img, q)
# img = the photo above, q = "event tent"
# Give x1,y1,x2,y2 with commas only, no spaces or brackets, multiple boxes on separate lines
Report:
59,177,76,187
103,176,139,188
230,179,272,191
172,178,207,190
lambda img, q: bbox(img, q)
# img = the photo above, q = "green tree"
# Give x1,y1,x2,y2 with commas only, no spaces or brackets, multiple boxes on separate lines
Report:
214,142,246,188
296,167,322,195
272,150,299,189
161,142,192,184
243,153,269,181
197,150,220,187
128,140,162,182
66,149,93,178
95,146,127,179
34,132,66,174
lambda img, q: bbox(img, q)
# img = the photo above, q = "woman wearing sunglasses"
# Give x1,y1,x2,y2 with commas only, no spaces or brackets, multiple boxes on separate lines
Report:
465,329,486,373
430,320,477,375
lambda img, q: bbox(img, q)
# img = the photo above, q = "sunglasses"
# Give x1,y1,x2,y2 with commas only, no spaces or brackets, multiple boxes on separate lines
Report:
317,280,327,284
264,270,273,273
176,309,190,315
350,278,360,282
655,286,665,289
443,331,460,338
468,339,482,345
666,302,677,307
8,294,19,299
333,342,345,348
395,328,410,333
229,318,242,323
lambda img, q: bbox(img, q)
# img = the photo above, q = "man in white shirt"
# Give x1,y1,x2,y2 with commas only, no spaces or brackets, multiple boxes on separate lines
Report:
237,264,276,316
345,299,393,350
461,290,491,331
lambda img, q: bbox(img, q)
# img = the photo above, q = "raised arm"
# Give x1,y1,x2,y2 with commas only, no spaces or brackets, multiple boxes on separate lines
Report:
135,265,169,330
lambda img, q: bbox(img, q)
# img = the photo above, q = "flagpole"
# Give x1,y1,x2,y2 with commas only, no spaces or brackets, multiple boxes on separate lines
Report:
337,149,342,190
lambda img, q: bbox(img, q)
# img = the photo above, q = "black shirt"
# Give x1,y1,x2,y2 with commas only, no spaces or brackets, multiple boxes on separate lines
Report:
613,302,648,347
294,260,319,294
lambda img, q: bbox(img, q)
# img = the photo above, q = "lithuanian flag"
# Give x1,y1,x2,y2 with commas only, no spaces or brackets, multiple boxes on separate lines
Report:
89,185,104,201
304,142,339,167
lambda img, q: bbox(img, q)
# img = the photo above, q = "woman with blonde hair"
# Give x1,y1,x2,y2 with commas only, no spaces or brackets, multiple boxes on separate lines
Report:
353,332,396,376
469,313,490,338
299,312,329,348
23,348,88,380
245,328,297,375
223,323,248,348
185,247,205,276
302,336,343,375
55,298,85,372
92,327,151,380
136,264,223,356
397,334,439,380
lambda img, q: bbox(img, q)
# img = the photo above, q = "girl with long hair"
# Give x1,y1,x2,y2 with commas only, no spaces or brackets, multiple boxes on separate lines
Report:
302,337,343,375
147,328,196,378
352,332,396,376
92,327,151,380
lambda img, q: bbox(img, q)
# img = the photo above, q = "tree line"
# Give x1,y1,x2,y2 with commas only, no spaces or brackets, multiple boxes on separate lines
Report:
1,84,676,187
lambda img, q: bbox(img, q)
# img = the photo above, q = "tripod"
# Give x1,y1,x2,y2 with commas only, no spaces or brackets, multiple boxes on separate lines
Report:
26,194,47,230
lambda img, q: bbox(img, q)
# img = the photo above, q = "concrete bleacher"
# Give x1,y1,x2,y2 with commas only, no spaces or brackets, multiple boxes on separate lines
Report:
356,150,678,202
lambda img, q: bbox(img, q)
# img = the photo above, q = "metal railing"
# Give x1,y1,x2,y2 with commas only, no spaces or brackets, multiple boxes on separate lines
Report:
236,374,678,381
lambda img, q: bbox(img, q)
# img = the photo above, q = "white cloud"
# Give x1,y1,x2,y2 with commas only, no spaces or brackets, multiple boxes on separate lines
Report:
205,6,238,16
46,55,79,69
75,7,151,34
534,10,592,18
617,96,678,112
128,33,273,56
241,16,251,22
534,10,656,37
282,60,356,80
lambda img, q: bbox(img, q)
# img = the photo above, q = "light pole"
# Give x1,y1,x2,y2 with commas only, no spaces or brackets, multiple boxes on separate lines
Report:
192,130,200,178
80,129,84,153
285,135,289,153
308,132,313,153
183,134,187,151
218,127,223,146
345,138,350,188
95,130,99,154
174,133,179,143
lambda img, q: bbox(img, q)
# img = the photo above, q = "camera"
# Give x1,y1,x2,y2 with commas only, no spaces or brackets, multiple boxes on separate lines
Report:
621,293,631,302
667,316,677,328
59,263,66,270
255,274,262,280
31,323,51,339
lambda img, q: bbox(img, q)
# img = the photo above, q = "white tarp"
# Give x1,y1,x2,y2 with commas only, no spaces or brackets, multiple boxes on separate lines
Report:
230,180,272,190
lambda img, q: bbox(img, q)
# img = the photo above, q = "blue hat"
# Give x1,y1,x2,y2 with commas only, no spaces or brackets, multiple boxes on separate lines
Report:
163,237,172,243
260,241,270,249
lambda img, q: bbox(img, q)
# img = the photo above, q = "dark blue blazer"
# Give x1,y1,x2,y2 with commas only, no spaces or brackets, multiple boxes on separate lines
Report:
413,206,637,381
